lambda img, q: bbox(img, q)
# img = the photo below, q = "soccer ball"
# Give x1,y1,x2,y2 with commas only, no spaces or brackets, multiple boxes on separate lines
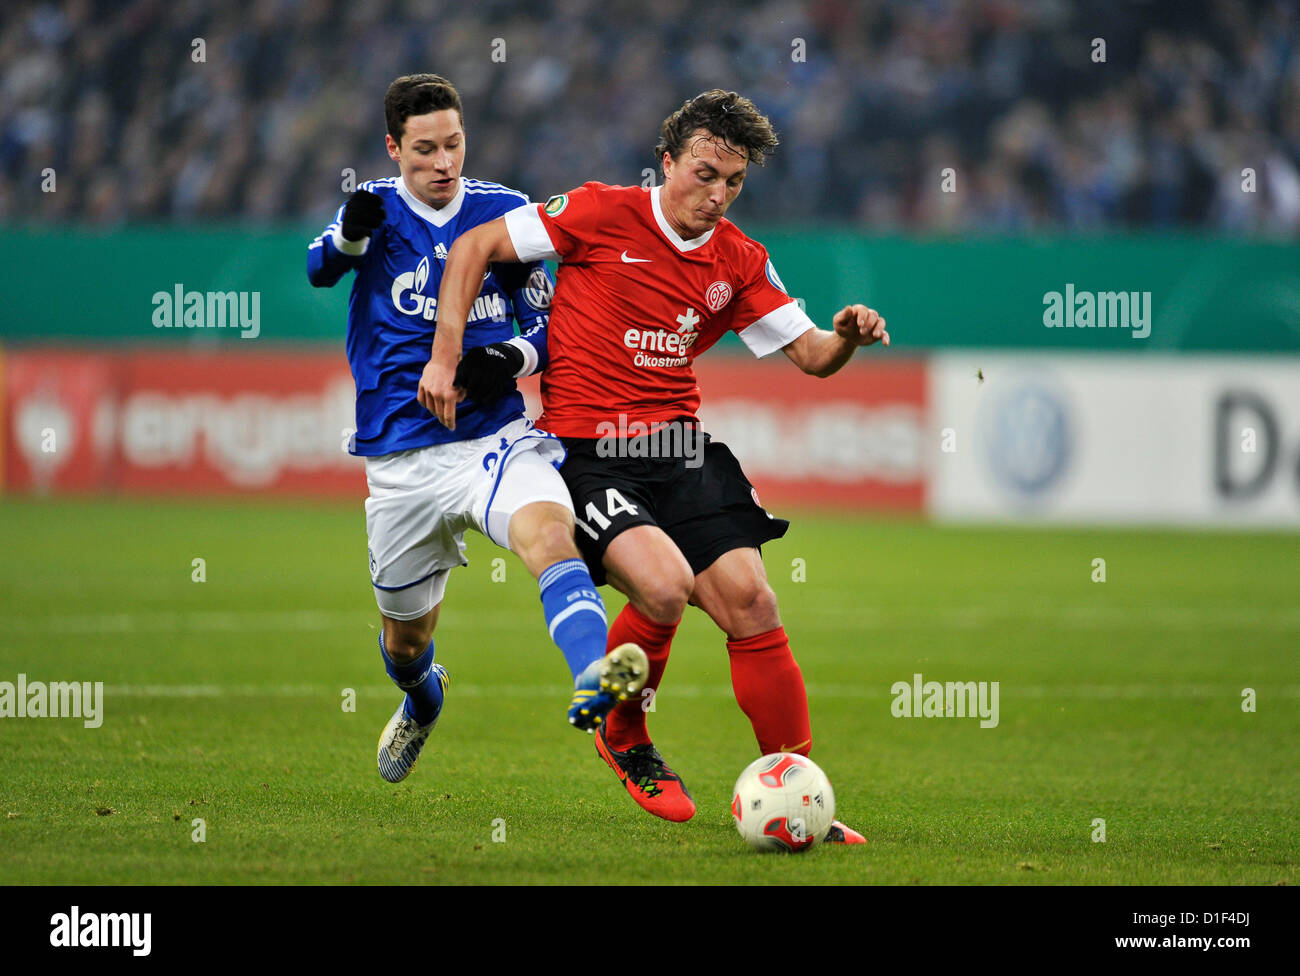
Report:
731,752,835,853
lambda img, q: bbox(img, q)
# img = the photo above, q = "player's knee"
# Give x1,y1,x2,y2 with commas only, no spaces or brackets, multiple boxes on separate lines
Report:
382,619,433,663
634,571,693,624
510,503,578,572
729,581,781,634
750,582,781,625
383,636,426,664
533,513,579,564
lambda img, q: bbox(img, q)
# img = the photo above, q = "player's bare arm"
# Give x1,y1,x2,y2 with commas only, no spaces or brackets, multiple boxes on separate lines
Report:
781,303,889,378
417,216,520,428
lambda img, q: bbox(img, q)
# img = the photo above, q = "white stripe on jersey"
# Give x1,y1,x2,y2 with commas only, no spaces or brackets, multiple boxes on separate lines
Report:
464,190,529,203
463,178,529,203
464,178,526,190
311,197,352,248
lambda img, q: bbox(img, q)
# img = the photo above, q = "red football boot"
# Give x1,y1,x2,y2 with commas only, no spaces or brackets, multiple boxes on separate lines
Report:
594,725,696,822
823,820,867,845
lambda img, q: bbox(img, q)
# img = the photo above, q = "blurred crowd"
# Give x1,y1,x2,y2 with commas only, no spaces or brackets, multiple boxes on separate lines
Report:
2,0,1298,233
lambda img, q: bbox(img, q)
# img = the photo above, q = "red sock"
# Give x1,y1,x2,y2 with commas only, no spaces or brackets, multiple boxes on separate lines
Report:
727,626,812,756
603,603,679,751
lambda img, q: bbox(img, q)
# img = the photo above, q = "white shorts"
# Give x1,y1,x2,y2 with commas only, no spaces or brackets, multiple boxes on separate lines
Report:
364,417,571,620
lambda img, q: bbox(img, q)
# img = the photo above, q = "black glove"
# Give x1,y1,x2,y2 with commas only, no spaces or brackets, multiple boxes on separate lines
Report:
455,342,525,404
340,189,386,242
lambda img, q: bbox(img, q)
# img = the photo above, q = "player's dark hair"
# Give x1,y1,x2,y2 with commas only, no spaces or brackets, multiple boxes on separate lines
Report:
385,74,464,143
655,90,779,169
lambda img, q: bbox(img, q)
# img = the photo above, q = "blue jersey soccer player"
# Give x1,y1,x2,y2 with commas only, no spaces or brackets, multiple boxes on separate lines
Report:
308,74,646,783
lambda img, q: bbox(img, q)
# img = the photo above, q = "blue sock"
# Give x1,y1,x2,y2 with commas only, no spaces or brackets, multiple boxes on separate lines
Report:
538,558,608,681
380,633,445,726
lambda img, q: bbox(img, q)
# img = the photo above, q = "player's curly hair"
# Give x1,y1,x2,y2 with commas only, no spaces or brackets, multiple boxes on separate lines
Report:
385,74,464,143
655,90,779,169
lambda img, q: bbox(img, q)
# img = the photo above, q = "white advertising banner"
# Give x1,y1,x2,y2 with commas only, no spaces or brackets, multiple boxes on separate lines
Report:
929,354,1300,527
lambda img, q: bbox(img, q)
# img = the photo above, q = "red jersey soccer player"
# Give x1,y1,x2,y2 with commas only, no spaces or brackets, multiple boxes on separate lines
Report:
421,91,886,843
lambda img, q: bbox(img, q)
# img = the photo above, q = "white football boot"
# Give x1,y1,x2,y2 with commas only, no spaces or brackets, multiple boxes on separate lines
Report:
376,663,449,783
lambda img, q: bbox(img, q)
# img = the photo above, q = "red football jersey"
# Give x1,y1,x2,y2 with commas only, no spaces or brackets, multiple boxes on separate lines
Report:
504,182,815,437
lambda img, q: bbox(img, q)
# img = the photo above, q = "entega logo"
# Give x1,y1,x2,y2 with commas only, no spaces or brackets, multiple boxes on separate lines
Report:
392,255,437,319
544,193,568,216
622,307,699,368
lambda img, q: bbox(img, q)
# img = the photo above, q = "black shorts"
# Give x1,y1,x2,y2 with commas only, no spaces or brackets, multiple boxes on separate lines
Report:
558,431,790,585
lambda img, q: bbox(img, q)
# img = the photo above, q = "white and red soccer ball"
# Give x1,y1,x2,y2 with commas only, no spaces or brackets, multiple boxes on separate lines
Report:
731,753,835,852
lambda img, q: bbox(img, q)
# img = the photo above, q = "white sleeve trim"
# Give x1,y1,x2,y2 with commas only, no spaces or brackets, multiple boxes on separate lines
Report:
505,335,539,377
504,204,561,262
330,224,370,256
737,301,817,358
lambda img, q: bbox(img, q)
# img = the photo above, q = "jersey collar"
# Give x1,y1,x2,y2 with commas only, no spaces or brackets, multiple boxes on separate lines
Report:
396,176,466,227
650,185,715,251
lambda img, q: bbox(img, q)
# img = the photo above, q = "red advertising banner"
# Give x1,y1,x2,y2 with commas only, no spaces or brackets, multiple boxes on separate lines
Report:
693,356,927,510
3,349,926,509
3,348,366,497
3,350,120,494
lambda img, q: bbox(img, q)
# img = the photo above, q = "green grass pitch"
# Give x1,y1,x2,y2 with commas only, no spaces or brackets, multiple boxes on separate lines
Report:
0,497,1295,885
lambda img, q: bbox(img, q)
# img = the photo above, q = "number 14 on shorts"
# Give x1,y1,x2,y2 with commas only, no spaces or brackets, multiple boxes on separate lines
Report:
576,488,639,540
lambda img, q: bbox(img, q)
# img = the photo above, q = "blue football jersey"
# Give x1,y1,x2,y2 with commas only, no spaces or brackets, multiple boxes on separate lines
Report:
308,176,553,456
